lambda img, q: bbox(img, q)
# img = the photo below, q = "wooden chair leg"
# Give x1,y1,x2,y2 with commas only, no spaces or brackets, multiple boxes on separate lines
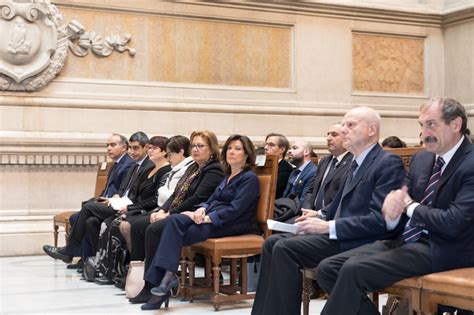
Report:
212,264,221,311
302,276,313,315
187,259,195,302
179,257,188,299
240,257,248,294
53,223,59,247
64,224,70,245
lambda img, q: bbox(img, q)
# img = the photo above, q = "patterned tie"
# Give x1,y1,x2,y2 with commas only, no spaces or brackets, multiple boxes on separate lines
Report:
403,156,445,243
314,157,338,209
334,160,358,219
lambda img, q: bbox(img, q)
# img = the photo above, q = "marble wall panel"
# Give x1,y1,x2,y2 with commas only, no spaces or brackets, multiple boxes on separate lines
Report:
352,32,425,95
59,8,292,88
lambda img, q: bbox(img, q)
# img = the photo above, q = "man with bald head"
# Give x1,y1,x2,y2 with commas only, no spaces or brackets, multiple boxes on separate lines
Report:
251,107,406,315
281,141,317,203
317,98,474,315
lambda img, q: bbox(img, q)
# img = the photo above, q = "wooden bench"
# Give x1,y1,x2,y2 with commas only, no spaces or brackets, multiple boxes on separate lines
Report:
52,161,112,246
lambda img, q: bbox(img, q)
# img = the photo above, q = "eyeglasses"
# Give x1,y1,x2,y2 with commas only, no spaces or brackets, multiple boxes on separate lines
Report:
148,145,160,151
191,144,208,150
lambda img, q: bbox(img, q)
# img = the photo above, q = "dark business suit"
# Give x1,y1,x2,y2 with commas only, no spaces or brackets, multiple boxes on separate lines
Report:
301,152,353,214
251,144,405,315
317,138,474,315
65,157,155,254
145,170,260,285
102,153,135,197
69,153,135,257
282,161,317,204
276,159,294,199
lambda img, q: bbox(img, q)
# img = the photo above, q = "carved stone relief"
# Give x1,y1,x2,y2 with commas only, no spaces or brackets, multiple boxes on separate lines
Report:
0,0,135,92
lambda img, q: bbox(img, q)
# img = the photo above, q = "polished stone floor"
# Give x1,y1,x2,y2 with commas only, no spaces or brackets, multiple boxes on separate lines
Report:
1,255,373,314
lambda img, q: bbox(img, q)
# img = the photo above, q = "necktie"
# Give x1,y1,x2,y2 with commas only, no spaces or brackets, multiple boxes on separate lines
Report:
403,156,445,243
103,162,117,197
314,158,338,209
124,163,140,197
334,160,358,219
286,169,301,194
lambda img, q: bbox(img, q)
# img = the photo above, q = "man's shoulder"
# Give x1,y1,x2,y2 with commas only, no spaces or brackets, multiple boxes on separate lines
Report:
279,159,293,171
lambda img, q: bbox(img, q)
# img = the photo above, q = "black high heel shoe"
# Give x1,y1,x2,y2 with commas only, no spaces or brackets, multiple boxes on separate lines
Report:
129,287,152,304
140,291,171,311
150,271,178,296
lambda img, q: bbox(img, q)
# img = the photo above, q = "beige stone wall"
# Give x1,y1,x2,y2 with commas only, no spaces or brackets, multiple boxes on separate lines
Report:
0,0,473,255
60,8,292,88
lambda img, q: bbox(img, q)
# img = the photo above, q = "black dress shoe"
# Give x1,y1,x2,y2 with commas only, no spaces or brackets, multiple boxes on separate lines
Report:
114,276,126,290
42,245,73,263
94,276,114,285
67,258,83,269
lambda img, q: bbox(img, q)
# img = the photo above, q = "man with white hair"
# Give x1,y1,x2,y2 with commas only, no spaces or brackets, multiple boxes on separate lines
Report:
252,107,406,315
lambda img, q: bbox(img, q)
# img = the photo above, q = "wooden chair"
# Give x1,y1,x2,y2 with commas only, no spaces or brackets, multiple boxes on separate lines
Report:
302,146,427,315
420,268,474,315
53,161,112,246
181,154,278,311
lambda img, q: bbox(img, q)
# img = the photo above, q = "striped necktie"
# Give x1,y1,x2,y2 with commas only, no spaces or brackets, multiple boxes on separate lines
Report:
403,156,445,243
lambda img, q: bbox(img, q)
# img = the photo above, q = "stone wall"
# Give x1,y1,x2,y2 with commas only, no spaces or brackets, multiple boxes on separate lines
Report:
0,0,473,255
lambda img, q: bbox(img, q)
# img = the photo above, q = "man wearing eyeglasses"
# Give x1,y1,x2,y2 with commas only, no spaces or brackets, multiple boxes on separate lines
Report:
264,133,293,198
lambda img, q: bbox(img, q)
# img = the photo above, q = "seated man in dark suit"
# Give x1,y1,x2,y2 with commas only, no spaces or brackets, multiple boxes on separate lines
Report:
43,131,154,263
67,133,135,269
282,141,317,203
251,107,406,315
264,133,293,198
317,97,474,315
300,123,353,220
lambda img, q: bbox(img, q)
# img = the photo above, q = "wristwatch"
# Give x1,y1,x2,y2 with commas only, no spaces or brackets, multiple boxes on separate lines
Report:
404,199,415,212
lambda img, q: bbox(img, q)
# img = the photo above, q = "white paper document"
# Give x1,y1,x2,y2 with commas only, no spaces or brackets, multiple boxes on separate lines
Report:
109,197,133,210
267,219,300,235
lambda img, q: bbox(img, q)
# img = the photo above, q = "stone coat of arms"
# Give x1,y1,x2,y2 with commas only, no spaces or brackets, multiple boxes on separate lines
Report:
0,0,135,92
0,0,68,91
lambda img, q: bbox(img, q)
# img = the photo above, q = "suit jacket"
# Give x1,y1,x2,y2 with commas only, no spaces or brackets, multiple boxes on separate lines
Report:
202,170,260,232
282,161,317,204
326,144,405,251
102,153,134,197
117,157,154,200
128,164,171,212
402,138,474,272
164,160,225,215
301,152,353,214
276,159,294,199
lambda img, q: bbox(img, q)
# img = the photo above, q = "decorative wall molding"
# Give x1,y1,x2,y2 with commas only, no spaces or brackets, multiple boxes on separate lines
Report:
0,0,135,92
67,19,136,57
0,94,424,118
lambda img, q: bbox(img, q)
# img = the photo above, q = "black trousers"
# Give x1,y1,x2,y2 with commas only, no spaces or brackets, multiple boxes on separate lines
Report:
128,214,152,261
251,233,341,315
317,238,432,315
143,218,168,272
67,201,116,254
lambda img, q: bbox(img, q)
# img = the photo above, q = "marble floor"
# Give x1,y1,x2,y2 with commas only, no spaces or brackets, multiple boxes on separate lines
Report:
0,255,387,314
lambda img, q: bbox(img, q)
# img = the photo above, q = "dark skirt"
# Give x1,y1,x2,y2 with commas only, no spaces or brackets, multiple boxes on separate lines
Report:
96,215,128,280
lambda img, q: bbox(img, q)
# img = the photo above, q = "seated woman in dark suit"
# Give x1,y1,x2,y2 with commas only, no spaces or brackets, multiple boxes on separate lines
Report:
135,134,260,311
